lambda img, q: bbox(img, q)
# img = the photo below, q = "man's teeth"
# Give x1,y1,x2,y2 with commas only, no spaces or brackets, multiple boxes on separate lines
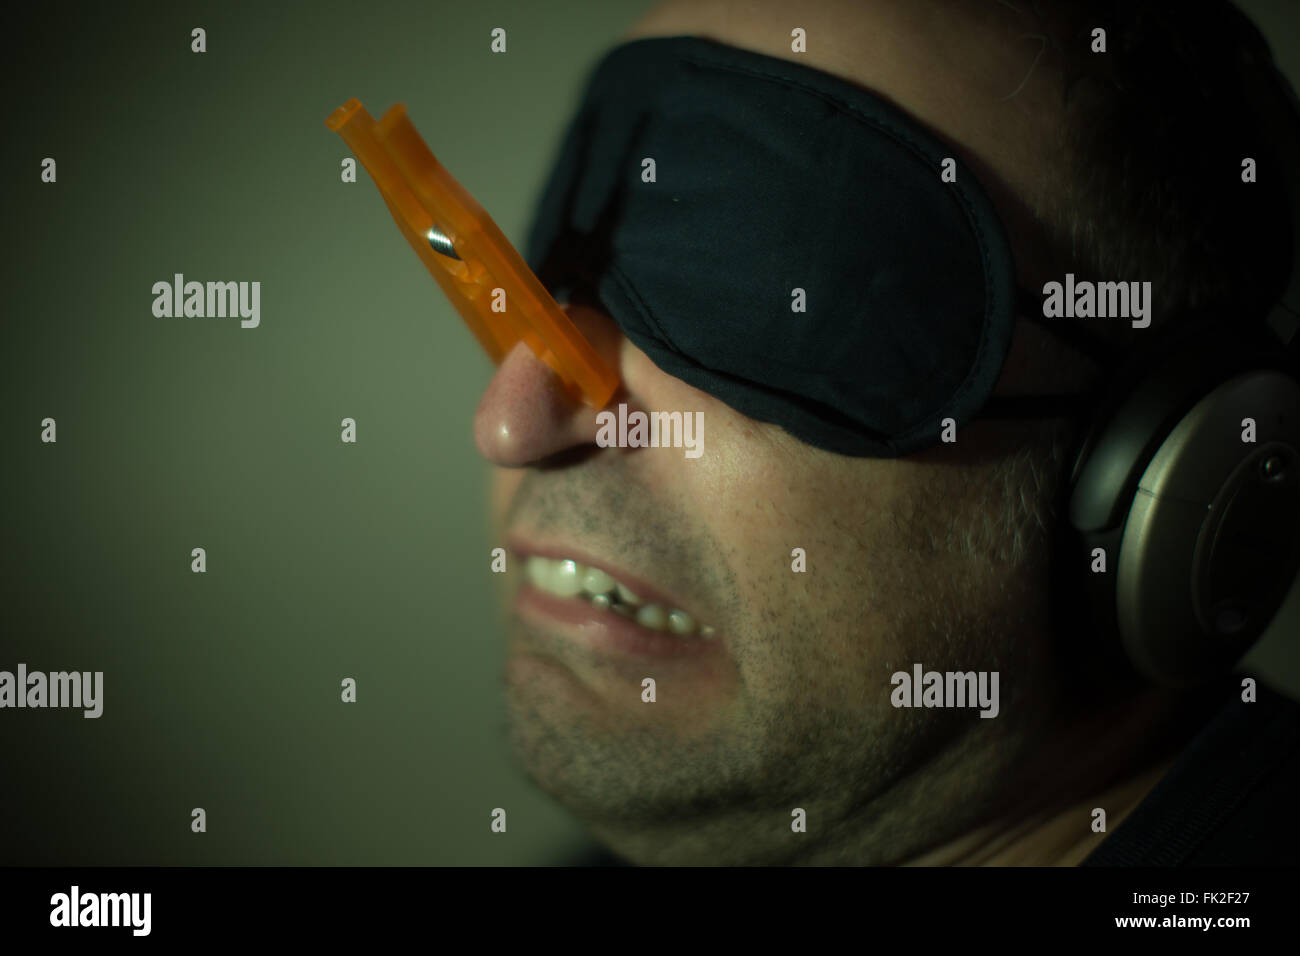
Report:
615,582,642,607
582,567,617,595
635,605,666,629
524,555,714,638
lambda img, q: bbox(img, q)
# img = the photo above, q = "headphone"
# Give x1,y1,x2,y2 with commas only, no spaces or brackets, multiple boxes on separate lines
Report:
1060,7,1300,687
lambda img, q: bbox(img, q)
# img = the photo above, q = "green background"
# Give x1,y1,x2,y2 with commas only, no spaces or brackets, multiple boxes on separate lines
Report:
2,0,1298,865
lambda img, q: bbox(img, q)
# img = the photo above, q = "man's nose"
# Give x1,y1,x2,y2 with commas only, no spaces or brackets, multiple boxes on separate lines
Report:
472,304,619,467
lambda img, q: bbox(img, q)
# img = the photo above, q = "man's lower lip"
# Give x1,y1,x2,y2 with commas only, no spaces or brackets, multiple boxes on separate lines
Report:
514,584,723,659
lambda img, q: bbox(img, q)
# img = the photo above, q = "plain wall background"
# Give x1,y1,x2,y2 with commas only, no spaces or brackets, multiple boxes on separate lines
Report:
1,0,1296,864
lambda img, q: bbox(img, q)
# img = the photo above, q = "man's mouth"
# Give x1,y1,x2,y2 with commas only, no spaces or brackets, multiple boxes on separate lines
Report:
519,553,716,640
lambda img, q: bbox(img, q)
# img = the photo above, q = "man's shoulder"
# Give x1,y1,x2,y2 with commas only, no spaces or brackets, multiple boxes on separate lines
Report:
1082,679,1300,866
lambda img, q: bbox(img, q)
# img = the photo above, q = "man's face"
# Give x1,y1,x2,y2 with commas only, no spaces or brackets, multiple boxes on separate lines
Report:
479,0,1092,864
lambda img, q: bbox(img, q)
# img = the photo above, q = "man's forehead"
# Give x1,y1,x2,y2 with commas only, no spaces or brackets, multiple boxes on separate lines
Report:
623,0,1064,249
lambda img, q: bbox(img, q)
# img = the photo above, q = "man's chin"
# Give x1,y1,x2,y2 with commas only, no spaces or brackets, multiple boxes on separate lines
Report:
501,648,641,821
502,639,734,822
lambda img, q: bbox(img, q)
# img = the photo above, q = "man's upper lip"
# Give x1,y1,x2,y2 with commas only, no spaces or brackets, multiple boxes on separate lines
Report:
507,535,704,619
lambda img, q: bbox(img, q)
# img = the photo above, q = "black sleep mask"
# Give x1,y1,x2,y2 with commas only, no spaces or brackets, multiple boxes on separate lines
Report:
525,36,1101,456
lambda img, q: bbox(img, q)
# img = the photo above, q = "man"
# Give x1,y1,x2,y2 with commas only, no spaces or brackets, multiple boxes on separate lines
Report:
478,0,1300,865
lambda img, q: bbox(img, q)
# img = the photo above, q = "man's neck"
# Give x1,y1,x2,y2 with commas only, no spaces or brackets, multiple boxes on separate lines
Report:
903,751,1178,865
900,682,1224,866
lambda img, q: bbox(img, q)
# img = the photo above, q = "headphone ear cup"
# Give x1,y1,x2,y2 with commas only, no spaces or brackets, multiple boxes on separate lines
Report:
1063,321,1300,687
1114,370,1300,685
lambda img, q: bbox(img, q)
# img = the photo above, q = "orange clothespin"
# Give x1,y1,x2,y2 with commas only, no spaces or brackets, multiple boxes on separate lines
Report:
326,98,619,409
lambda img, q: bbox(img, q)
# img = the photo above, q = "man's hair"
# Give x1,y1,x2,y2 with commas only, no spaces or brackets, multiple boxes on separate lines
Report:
1031,0,1294,347
987,0,1296,577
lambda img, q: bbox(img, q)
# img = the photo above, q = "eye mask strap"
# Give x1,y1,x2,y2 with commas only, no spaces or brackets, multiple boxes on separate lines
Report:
970,284,1121,421
1013,283,1125,367
974,393,1094,420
